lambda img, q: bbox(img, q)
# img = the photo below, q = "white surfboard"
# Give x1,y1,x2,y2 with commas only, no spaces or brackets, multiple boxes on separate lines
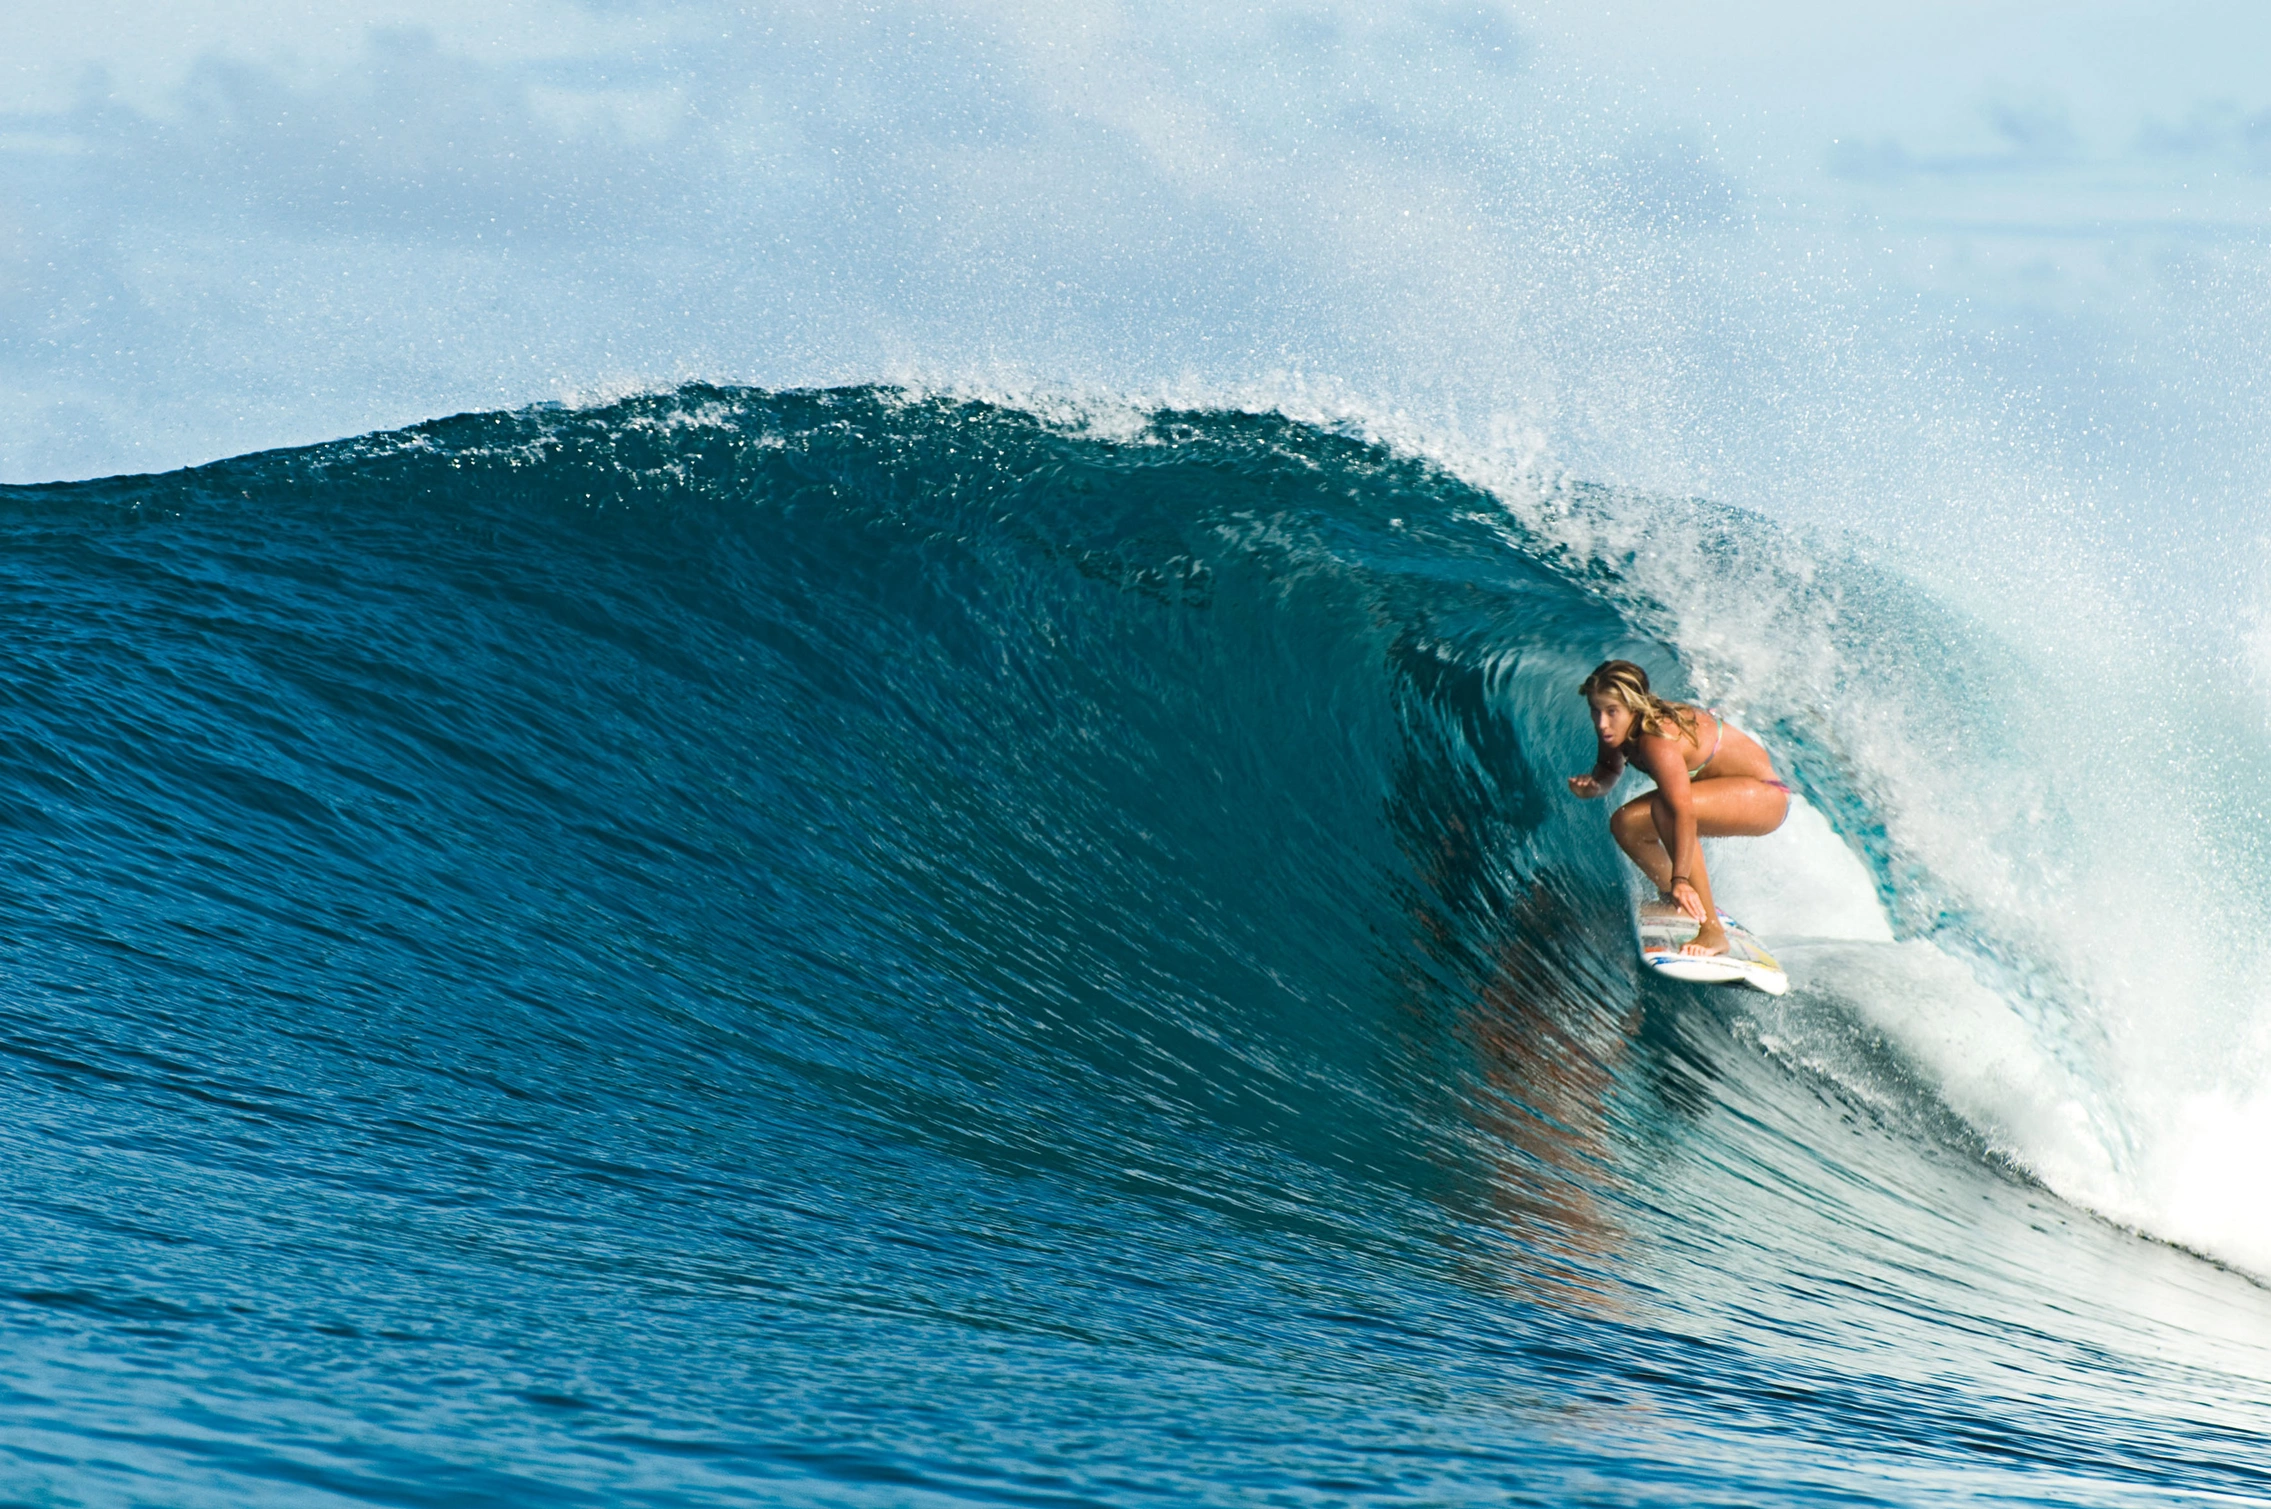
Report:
1632,895,1789,995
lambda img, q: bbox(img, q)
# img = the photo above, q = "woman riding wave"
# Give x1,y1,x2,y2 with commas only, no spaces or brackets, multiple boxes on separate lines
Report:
1566,660,1791,958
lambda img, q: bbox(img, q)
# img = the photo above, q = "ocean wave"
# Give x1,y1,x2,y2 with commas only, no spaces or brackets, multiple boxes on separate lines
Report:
2,386,2267,1504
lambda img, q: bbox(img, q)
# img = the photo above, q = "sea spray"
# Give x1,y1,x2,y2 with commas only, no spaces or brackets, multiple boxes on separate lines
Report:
3,387,2269,1505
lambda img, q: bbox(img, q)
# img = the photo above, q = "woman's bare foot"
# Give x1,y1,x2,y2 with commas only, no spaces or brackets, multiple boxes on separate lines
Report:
1680,920,1731,958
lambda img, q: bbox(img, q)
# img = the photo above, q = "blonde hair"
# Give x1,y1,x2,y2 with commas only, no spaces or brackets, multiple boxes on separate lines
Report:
1579,659,1697,744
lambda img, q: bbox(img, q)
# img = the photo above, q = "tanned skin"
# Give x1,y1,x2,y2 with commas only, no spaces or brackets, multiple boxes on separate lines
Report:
1567,694,1790,957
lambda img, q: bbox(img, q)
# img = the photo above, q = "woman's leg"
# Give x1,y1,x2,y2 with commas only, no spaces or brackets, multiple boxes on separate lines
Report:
1609,797,1677,894
1610,779,1791,955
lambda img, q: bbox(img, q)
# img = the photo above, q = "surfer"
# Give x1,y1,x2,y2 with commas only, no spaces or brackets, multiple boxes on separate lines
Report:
1565,660,1790,958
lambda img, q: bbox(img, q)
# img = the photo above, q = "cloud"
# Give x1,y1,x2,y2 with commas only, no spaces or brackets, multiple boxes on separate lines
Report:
2136,99,2271,173
1827,92,2079,182
5,0,2268,536
13,1,1773,482
1982,95,2077,160
1831,86,2271,189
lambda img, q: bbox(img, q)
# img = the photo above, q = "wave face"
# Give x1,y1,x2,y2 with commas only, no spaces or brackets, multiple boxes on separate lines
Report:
3,386,2269,1505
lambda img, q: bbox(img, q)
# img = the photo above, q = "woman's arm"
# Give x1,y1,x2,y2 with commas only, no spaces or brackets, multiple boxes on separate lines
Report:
1567,743,1627,798
1628,735,1702,896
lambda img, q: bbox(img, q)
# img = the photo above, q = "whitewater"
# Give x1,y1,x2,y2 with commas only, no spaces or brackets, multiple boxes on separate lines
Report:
10,1,2271,1502
0,382,2266,1505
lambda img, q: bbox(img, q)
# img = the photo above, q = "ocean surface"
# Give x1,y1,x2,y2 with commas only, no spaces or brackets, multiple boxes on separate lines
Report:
3,385,2269,1505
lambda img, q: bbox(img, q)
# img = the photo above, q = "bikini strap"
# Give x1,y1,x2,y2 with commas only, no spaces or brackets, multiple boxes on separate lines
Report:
1691,707,1724,778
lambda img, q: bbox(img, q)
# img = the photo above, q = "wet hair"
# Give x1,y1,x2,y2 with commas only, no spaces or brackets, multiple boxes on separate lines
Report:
1579,659,1697,744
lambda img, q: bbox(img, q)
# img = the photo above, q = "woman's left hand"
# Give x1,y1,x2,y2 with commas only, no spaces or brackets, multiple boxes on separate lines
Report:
1669,878,1707,924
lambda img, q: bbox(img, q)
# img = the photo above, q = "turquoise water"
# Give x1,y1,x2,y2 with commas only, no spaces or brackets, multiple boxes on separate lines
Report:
2,387,2268,1505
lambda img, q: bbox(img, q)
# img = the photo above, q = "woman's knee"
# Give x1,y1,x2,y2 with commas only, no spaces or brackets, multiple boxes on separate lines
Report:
1609,799,1655,841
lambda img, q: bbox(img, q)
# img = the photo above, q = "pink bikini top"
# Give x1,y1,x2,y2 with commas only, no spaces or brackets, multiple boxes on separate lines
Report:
1688,708,1724,779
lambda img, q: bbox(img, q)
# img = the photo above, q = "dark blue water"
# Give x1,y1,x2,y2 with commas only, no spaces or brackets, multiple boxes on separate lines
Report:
2,387,2267,1506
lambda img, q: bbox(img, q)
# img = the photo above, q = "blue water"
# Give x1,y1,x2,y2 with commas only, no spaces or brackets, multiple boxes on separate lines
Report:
3,387,2268,1505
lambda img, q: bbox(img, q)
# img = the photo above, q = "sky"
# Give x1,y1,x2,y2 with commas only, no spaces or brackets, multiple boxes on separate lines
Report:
4,0,2269,548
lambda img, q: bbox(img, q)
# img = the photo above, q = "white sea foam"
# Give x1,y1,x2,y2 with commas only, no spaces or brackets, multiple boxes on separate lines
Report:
1139,379,2271,1280
1704,796,1892,946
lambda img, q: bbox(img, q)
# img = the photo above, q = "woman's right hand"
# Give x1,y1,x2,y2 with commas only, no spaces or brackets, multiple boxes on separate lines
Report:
1567,774,1604,799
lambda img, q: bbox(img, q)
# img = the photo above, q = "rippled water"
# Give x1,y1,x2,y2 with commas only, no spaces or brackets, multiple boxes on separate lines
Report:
2,388,2266,1505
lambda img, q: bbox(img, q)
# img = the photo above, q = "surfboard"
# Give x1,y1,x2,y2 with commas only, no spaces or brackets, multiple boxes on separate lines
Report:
1632,895,1789,995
